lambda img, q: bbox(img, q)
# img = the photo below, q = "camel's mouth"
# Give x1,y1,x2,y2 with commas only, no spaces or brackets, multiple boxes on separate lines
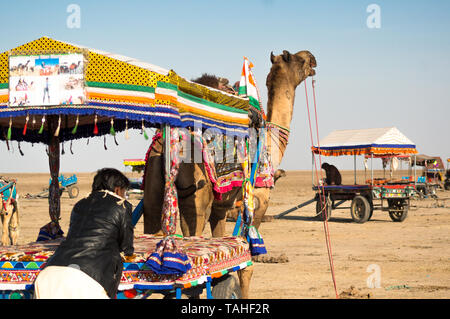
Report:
307,54,317,77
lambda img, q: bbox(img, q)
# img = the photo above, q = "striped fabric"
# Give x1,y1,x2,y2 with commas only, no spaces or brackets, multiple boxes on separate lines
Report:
155,81,249,136
0,83,7,106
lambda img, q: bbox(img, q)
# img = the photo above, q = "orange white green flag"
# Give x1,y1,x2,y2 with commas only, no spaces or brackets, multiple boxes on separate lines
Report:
238,57,262,111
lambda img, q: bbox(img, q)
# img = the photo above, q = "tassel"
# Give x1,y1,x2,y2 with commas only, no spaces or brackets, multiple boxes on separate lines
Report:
70,140,74,154
142,119,149,140
38,116,45,134
125,119,129,140
61,142,65,155
54,115,61,137
143,129,149,140
72,115,79,134
246,225,267,256
93,114,98,135
110,118,116,136
18,142,24,156
104,135,108,150
23,114,29,135
114,135,119,146
7,117,12,140
87,138,90,145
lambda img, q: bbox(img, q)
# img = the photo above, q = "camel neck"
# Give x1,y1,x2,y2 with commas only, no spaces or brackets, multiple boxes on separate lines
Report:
266,85,295,168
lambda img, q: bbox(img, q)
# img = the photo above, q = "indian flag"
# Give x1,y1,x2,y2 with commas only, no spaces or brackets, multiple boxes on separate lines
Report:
238,57,262,111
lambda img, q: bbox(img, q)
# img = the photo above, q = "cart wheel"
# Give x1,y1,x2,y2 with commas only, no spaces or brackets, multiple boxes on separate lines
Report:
68,186,79,199
350,196,370,223
315,197,331,221
388,199,408,222
212,274,242,299
389,209,408,222
368,201,374,221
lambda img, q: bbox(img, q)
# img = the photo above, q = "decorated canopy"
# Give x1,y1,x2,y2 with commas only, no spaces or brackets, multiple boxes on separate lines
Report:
413,154,444,168
312,127,417,156
0,36,250,144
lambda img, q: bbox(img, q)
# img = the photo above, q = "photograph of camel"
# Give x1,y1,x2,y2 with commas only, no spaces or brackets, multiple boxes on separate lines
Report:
9,53,84,107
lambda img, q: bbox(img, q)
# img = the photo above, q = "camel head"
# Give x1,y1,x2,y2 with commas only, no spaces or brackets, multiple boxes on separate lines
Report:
267,50,316,89
273,169,286,184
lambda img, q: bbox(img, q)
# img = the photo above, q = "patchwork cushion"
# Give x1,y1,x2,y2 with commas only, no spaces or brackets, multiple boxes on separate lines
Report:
0,235,252,290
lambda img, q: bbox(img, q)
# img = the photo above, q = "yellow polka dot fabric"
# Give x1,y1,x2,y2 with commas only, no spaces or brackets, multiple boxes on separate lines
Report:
0,36,170,88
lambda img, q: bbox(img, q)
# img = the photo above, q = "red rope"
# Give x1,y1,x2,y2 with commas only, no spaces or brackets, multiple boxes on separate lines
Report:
304,78,339,299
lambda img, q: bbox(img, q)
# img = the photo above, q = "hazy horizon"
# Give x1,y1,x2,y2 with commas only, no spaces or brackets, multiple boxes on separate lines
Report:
1,0,449,174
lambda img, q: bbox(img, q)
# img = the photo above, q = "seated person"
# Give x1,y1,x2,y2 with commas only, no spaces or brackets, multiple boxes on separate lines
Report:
33,168,134,299
321,162,342,185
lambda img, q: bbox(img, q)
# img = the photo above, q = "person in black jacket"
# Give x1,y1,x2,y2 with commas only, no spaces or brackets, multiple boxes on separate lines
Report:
34,168,134,299
321,162,342,185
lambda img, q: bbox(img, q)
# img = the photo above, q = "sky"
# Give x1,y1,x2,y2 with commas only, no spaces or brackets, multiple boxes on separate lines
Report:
0,0,449,173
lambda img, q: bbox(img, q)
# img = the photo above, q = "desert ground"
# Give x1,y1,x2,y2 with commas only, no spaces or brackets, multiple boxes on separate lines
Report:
1,169,449,299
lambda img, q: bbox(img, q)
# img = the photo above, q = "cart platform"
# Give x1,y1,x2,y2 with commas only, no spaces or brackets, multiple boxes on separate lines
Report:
0,235,252,299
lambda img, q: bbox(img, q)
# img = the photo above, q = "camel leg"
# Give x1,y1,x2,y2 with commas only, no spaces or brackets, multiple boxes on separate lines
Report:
1,206,13,246
210,187,241,237
143,154,165,235
237,264,254,299
209,208,227,238
252,188,270,230
178,163,213,237
179,186,212,237
9,202,19,245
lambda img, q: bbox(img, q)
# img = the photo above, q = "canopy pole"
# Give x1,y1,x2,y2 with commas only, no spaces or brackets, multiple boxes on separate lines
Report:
47,115,61,225
353,154,356,185
364,161,367,183
163,124,171,176
371,153,374,187
414,154,416,186
312,152,314,186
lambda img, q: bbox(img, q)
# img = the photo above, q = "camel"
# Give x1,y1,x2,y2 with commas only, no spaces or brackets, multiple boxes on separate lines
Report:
0,178,20,246
17,60,31,75
69,61,81,74
142,50,317,298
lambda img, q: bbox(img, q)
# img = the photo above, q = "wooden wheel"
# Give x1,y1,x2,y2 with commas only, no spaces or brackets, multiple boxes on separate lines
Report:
315,197,331,221
350,196,371,223
388,199,408,222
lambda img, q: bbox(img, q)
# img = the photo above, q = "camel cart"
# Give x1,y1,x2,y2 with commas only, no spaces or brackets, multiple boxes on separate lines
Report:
412,154,445,197
275,127,418,223
0,36,255,299
24,174,79,199
123,159,145,196
445,158,450,191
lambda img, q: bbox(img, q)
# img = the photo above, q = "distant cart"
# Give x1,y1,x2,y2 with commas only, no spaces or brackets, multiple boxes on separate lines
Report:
25,174,79,199
123,159,146,174
123,159,145,196
412,154,445,197
445,158,450,191
275,127,418,223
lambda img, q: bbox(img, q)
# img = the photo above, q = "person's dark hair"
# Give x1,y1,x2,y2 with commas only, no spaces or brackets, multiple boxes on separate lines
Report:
92,168,130,192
